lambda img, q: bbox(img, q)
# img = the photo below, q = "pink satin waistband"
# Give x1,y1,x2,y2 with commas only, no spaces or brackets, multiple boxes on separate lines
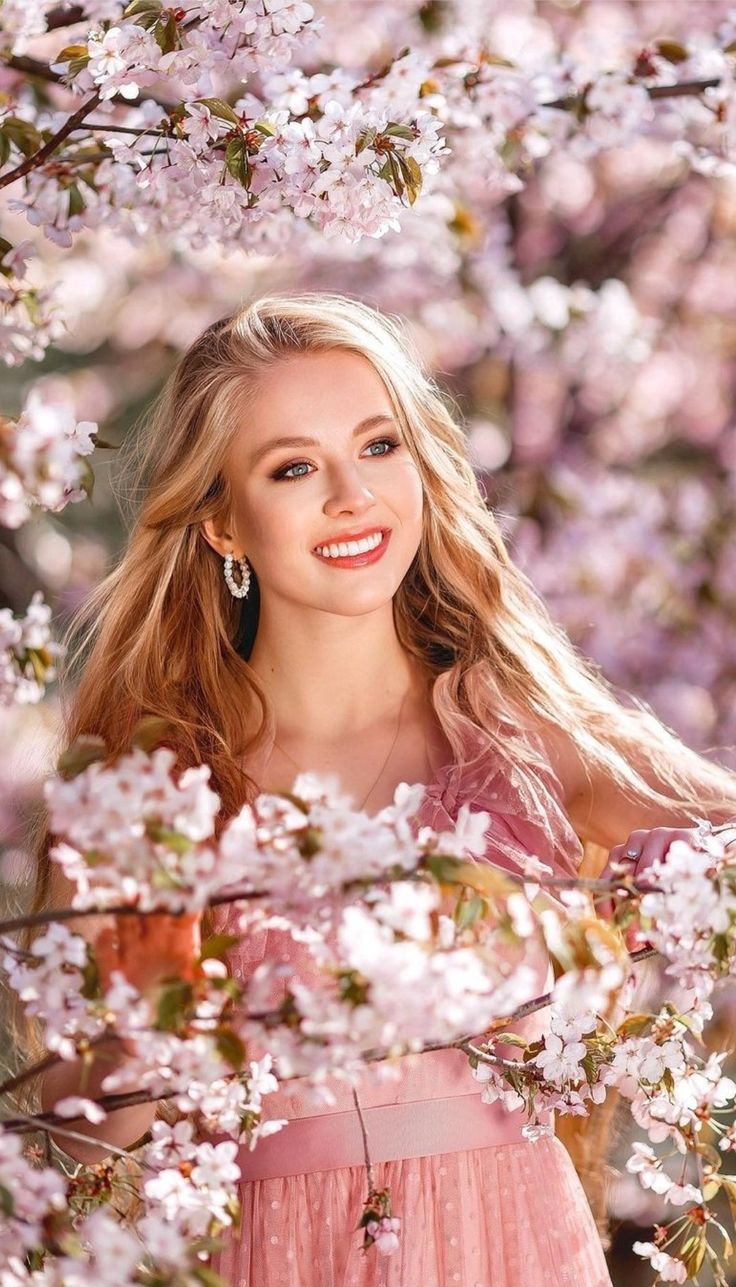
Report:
236,1092,528,1180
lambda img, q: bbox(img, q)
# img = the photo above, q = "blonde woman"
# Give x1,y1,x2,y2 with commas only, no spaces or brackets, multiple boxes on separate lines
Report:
30,293,736,1286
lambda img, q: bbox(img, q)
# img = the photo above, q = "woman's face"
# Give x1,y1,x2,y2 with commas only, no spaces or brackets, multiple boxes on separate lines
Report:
204,348,425,617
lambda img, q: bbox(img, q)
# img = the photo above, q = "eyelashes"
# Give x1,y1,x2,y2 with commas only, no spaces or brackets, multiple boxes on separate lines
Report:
270,436,402,483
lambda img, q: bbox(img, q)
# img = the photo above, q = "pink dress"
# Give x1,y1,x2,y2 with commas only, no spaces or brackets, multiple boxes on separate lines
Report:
210,675,613,1287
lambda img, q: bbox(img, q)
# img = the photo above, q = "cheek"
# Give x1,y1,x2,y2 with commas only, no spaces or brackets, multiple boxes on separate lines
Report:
392,461,425,523
232,488,306,545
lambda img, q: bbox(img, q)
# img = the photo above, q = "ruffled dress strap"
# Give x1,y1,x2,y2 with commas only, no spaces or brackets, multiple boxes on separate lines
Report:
416,669,584,883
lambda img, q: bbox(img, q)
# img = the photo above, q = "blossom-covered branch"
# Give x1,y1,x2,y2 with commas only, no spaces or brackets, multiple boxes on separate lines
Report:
2,732,736,1282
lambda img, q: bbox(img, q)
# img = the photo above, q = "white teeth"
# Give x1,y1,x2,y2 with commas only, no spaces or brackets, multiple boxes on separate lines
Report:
315,531,384,558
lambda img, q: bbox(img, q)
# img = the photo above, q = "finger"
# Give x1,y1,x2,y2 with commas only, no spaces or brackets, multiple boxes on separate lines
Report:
632,829,697,880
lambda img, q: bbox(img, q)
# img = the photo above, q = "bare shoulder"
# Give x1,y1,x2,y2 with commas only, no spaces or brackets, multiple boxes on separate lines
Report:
525,711,706,850
525,715,591,811
524,714,599,842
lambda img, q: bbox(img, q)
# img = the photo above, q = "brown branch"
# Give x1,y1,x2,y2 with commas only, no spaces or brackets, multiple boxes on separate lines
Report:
542,76,721,112
4,55,67,87
0,945,659,1134
0,1033,113,1098
47,4,85,30
0,1048,65,1097
0,886,260,935
0,90,101,190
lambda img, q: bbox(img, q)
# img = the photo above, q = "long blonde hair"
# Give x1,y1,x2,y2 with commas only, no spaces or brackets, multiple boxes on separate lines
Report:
17,291,736,1226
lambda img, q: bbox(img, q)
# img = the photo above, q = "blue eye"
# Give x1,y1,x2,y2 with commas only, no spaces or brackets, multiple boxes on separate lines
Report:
271,436,401,482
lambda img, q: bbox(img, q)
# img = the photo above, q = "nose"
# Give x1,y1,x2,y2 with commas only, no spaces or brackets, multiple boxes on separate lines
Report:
322,460,378,520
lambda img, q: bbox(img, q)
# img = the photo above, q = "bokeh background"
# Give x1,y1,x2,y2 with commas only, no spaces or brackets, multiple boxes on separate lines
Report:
3,2,736,1282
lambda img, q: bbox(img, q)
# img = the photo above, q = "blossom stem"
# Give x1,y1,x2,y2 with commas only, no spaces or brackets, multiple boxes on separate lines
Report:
352,1087,375,1193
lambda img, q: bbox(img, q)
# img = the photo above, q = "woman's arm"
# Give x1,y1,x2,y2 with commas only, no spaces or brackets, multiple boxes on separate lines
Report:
536,720,730,851
37,865,158,1164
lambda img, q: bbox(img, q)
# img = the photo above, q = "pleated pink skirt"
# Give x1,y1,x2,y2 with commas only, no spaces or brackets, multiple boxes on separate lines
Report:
210,1134,612,1287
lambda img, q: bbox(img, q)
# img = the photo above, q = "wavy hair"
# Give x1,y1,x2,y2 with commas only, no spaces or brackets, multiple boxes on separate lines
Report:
17,291,736,1228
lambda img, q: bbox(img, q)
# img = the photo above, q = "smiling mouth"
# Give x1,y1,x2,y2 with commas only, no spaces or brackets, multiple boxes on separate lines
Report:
312,529,391,565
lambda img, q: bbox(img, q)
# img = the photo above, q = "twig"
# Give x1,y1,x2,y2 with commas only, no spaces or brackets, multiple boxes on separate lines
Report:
0,861,663,935
6,1106,150,1164
462,1040,543,1077
47,4,85,31
0,942,659,1133
543,77,721,112
0,885,261,934
351,1087,374,1192
0,90,102,190
4,55,67,87
0,1048,66,1097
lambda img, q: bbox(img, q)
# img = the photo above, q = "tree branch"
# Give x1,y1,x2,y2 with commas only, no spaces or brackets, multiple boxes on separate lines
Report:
0,945,658,1134
4,55,67,87
543,76,721,112
0,90,102,191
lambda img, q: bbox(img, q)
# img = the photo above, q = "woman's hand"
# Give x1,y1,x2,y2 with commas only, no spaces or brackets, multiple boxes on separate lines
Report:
96,908,203,993
597,825,699,923
95,910,203,1054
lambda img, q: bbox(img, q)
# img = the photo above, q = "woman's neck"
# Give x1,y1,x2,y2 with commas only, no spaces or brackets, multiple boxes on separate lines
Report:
246,609,429,745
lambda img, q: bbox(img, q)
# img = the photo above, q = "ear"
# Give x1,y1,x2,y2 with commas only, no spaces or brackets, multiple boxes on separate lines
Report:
201,517,241,560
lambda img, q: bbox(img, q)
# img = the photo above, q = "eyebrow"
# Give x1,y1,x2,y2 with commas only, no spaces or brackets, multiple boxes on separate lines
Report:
249,413,397,468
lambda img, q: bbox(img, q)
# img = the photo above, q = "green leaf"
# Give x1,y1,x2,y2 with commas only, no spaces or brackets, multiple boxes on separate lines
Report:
129,714,177,753
425,854,464,884
713,933,729,965
146,823,192,855
216,1027,245,1070
253,120,277,137
397,154,422,205
155,979,194,1032
67,184,86,218
0,1184,14,1216
154,10,180,54
4,116,43,158
80,953,100,1000
454,893,486,932
655,38,689,63
386,149,404,197
199,97,240,125
683,1235,705,1278
124,0,162,17
54,43,90,62
225,137,250,187
57,734,108,777
0,134,10,170
355,127,377,155
383,123,416,141
617,1013,651,1037
200,932,241,961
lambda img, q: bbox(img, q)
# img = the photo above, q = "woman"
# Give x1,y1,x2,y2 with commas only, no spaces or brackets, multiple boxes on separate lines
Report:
29,292,736,1286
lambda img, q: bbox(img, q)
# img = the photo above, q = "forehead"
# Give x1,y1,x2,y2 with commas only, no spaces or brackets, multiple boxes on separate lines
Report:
244,349,394,430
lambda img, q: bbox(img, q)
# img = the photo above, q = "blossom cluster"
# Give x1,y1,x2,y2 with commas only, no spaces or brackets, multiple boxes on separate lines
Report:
4,2,736,274
0,590,64,707
4,741,736,1282
636,833,736,998
44,744,224,911
0,239,64,368
0,389,99,529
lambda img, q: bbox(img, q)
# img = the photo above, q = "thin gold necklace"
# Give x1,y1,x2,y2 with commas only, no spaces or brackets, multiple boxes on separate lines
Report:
272,687,409,812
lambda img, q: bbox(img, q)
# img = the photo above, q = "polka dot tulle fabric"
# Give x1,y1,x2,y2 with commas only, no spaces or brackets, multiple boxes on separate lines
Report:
210,675,613,1285
210,1137,611,1286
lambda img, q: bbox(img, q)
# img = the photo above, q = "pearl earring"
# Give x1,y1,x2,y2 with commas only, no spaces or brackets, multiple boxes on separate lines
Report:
223,551,251,599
